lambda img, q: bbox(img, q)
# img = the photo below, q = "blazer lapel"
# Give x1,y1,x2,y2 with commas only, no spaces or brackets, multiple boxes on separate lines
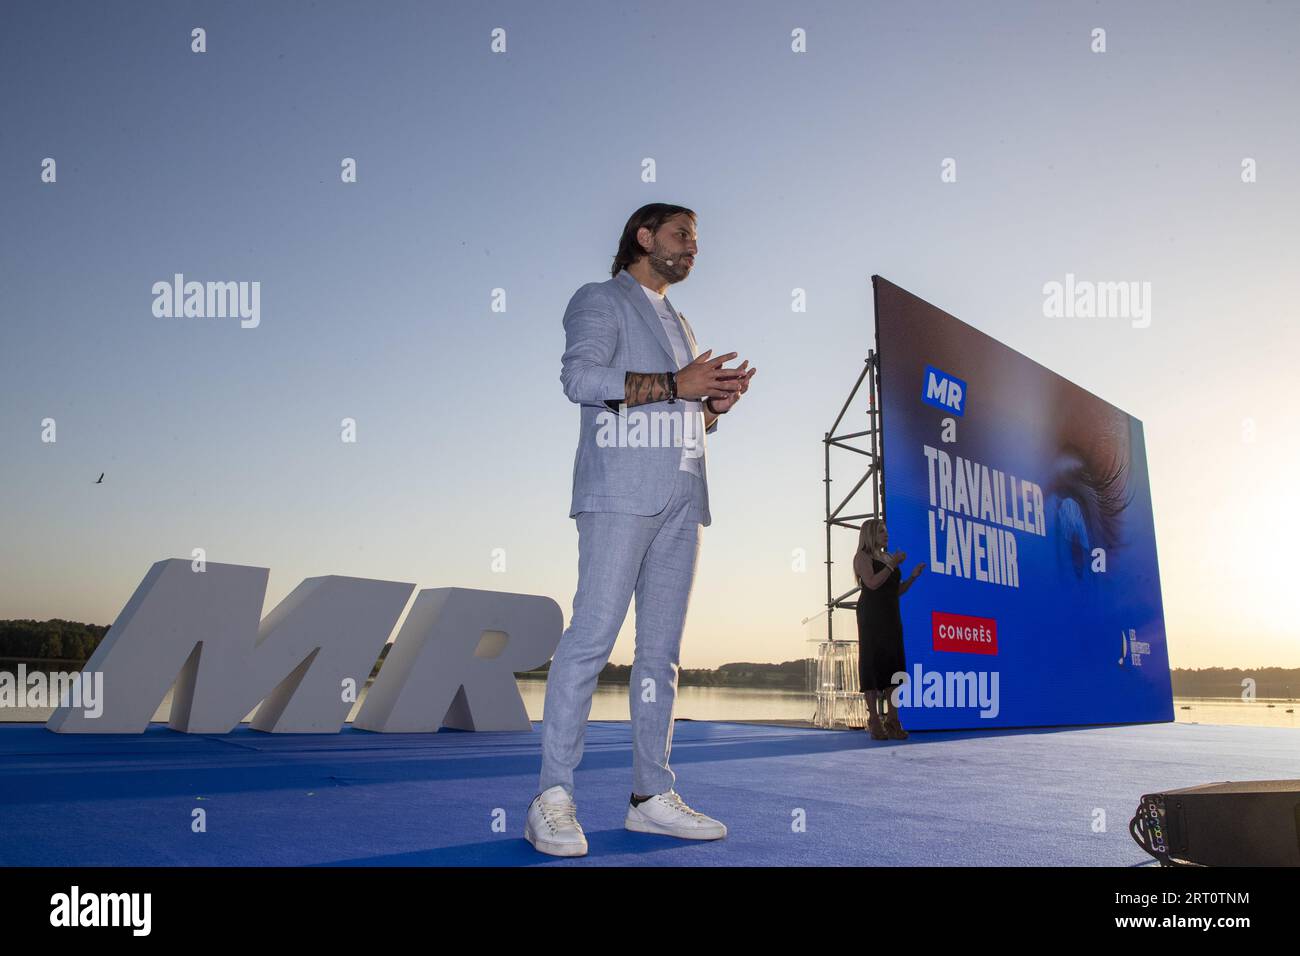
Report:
615,268,676,365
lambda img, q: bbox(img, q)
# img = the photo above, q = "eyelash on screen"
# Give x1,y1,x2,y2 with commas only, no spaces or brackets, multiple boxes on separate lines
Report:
1053,447,1136,550
1081,451,1133,523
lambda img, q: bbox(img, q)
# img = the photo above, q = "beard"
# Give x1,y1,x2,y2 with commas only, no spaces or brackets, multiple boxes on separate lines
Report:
646,242,690,282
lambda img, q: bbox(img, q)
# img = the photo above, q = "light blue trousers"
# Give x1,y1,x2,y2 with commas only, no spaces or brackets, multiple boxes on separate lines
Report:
539,469,706,799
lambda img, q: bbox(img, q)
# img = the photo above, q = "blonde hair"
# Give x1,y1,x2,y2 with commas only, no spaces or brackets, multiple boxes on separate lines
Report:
858,519,887,561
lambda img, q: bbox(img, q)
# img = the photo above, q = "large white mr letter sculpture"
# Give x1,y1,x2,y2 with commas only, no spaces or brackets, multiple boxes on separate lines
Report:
46,559,562,734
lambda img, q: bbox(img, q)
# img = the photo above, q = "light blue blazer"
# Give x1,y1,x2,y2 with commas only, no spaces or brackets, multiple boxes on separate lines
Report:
560,267,717,526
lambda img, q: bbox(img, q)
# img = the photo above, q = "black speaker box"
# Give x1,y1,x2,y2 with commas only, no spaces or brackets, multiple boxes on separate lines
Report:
1153,779,1300,866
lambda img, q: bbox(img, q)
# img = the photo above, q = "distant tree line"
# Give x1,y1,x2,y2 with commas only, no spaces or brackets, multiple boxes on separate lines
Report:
1166,667,1299,700
522,659,811,689
2,621,1295,698
0,619,110,661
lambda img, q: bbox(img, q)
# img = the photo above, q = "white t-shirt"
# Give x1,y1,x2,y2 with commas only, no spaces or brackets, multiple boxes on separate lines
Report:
639,282,704,476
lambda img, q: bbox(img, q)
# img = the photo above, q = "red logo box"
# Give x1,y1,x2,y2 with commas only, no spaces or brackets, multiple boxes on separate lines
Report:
932,611,998,655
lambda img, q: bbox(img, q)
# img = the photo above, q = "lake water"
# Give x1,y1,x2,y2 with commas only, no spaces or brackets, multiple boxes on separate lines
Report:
3,669,1299,729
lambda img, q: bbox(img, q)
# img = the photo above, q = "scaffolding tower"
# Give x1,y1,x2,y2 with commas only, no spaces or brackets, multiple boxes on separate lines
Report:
810,350,884,729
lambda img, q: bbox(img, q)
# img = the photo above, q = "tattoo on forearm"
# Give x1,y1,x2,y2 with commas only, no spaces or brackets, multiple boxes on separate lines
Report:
624,371,674,407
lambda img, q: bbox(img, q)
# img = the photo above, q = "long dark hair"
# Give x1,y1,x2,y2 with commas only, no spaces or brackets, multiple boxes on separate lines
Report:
610,203,697,278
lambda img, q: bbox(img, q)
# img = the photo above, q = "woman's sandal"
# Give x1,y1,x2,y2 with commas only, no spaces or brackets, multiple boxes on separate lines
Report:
882,711,909,740
866,714,889,740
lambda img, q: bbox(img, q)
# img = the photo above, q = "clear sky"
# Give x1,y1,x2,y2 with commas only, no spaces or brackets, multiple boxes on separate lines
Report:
2,1,1296,670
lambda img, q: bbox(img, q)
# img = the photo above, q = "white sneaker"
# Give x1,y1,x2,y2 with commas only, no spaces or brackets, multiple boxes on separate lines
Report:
525,785,588,857
624,789,727,840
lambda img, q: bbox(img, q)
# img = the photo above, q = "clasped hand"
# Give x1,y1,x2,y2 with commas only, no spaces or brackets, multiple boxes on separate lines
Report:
676,349,757,413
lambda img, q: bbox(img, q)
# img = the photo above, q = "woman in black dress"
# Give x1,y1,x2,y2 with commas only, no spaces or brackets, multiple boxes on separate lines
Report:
853,519,925,739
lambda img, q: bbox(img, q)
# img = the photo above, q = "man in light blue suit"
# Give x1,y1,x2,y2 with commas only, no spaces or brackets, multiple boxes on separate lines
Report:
526,204,756,857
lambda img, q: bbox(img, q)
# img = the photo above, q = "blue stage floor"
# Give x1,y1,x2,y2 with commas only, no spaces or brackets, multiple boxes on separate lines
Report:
2,720,1296,866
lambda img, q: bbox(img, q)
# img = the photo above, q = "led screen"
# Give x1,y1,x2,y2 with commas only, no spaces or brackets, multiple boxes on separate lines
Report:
872,276,1172,729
